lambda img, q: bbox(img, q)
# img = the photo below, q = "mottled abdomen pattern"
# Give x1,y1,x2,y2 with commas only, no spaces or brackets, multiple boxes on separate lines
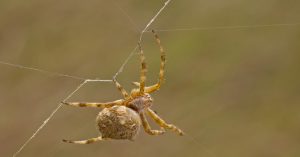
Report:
96,106,141,140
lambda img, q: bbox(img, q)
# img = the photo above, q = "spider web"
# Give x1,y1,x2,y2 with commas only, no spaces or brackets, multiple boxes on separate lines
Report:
1,0,299,156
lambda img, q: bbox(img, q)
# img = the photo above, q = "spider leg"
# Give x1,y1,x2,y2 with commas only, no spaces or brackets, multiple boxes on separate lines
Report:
138,42,147,94
132,81,162,94
62,99,124,108
147,108,184,136
139,111,165,135
113,79,130,99
62,136,107,144
134,30,166,94
132,81,140,87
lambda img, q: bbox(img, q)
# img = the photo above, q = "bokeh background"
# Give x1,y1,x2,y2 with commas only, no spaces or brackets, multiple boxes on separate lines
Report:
1,0,300,156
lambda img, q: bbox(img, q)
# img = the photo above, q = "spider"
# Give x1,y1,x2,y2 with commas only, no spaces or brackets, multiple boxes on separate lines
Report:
62,30,183,144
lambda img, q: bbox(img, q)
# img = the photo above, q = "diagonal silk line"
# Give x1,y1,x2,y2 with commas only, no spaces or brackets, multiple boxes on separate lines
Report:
13,80,88,157
147,23,300,32
0,60,87,80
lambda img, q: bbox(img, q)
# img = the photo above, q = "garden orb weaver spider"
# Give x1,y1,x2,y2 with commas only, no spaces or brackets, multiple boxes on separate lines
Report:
62,30,184,144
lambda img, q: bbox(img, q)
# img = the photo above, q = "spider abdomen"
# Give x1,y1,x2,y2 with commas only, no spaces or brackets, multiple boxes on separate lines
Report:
96,106,141,140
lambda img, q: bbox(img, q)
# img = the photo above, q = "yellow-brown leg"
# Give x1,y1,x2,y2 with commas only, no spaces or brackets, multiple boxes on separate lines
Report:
132,82,162,94
134,30,166,93
62,99,124,108
113,79,130,99
147,108,184,136
153,29,166,89
138,42,147,94
139,112,165,135
63,136,107,144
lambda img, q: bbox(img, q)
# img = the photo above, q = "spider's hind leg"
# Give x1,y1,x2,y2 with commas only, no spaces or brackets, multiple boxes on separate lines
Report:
147,108,184,136
139,112,165,135
62,136,107,144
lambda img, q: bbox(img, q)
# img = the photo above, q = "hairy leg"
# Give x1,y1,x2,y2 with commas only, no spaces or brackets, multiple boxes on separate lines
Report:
132,30,166,93
62,136,106,144
139,112,165,135
138,42,147,94
132,82,162,93
147,108,184,136
113,79,130,99
62,99,124,108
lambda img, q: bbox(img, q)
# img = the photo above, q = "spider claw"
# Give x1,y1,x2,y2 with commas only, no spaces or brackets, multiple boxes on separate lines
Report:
179,131,184,136
61,101,69,105
62,139,72,143
175,128,184,136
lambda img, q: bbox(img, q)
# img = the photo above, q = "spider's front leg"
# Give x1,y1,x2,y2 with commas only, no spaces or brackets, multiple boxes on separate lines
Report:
132,82,162,94
134,30,166,94
139,111,165,135
145,30,166,93
138,42,147,94
62,99,124,108
147,108,184,136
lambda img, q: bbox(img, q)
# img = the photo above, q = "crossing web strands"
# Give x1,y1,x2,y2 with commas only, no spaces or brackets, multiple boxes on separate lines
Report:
8,0,172,156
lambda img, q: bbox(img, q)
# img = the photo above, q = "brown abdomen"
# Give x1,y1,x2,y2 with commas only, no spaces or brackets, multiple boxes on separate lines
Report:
96,106,141,140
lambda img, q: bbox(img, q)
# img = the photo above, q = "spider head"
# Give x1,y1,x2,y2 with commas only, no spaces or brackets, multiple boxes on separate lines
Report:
129,93,153,113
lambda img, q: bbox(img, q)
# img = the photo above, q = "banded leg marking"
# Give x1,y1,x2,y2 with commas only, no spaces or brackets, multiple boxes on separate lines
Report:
113,79,129,99
138,42,147,94
147,108,184,136
62,99,124,108
62,136,106,144
140,112,165,135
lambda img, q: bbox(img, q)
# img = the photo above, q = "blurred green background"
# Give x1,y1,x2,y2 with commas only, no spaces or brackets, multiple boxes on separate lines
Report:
1,0,300,156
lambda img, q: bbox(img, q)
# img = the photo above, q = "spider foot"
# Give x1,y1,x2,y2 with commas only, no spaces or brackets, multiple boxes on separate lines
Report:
61,101,91,107
61,101,68,105
177,129,185,136
62,139,73,143
61,101,78,106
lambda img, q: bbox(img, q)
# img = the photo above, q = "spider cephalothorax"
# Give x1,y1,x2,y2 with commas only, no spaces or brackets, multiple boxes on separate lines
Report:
62,30,183,144
128,93,153,113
